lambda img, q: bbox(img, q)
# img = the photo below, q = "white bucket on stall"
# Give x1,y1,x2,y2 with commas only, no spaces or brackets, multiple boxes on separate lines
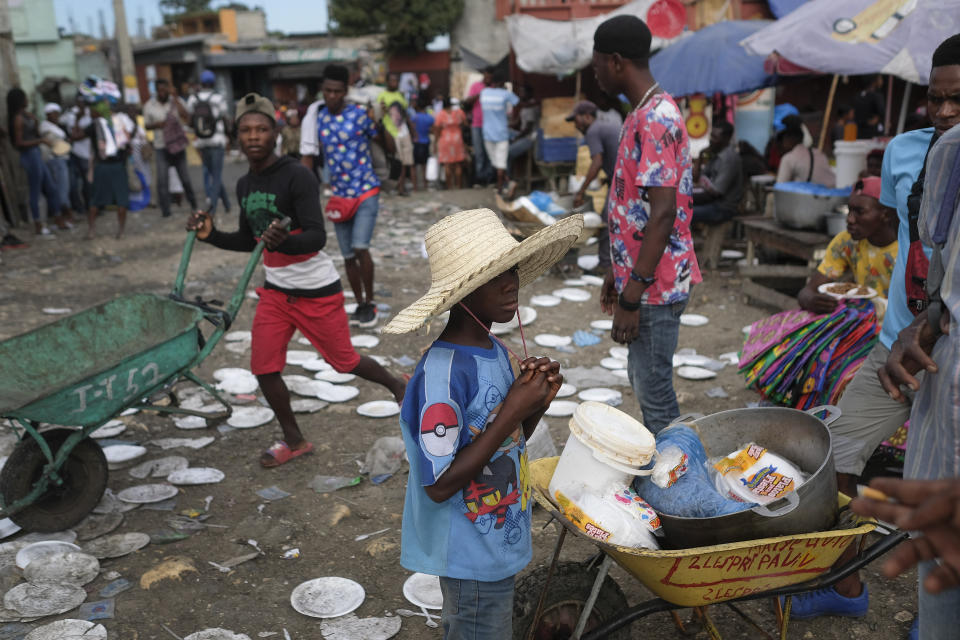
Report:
834,140,872,188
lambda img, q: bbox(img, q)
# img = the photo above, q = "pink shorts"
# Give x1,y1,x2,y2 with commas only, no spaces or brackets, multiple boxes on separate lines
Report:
250,287,361,375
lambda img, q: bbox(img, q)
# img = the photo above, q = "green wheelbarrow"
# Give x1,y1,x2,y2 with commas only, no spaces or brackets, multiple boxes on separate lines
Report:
0,221,284,532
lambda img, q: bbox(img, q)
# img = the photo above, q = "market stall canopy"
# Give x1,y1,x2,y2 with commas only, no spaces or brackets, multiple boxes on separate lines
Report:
768,0,808,18
650,20,775,97
506,0,686,76
741,0,960,85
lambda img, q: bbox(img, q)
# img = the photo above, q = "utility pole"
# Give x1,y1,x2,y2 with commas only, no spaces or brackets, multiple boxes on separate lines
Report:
113,0,139,104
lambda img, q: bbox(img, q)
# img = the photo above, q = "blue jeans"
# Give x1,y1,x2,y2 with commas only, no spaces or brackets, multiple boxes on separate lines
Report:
507,136,534,178
47,156,70,211
471,126,492,185
19,147,60,221
627,299,688,432
918,561,960,639
333,192,379,259
439,575,514,640
199,146,230,214
692,201,736,225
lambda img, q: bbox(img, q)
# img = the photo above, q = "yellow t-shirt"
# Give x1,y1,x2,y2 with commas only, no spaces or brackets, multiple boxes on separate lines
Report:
377,90,407,137
817,230,898,298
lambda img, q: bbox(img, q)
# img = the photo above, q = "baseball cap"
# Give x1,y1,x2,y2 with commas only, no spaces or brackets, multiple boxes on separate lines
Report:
853,176,882,201
593,15,653,60
565,100,598,122
44,103,62,114
235,93,275,124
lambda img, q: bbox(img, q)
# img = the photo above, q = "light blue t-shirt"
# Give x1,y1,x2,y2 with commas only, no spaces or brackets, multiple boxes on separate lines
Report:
399,339,532,582
878,127,935,349
479,88,520,143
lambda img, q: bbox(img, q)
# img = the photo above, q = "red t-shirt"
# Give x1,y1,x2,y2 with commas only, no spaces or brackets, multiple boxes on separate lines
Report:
608,93,701,304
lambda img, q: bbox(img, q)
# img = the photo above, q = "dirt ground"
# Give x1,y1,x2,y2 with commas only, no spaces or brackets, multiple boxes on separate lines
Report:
0,162,917,639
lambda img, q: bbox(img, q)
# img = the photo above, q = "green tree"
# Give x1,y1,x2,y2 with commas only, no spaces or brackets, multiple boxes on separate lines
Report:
329,0,463,54
159,0,214,17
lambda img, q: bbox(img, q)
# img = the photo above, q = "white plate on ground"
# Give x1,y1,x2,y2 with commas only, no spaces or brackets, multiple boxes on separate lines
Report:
90,420,126,439
117,484,179,504
563,278,587,287
216,376,258,395
672,353,712,368
609,346,629,360
556,383,577,398
370,355,390,366
0,518,20,540
552,288,591,302
224,331,251,342
82,532,150,559
590,319,613,331
356,401,400,418
544,401,579,417
4,582,86,617
167,467,225,485
403,572,443,610
291,398,329,413
600,357,628,370
23,551,99,585
580,275,605,286
15,541,81,570
351,335,380,349
718,352,740,365
227,406,275,428
286,350,317,365
818,282,878,299
73,512,124,541
173,415,207,430
129,456,189,479
577,254,600,271
530,295,561,307
302,357,333,372
184,631,252,640
319,616,400,640
578,388,622,405
148,436,215,450
102,445,147,465
611,369,629,380
213,367,252,382
315,385,360,403
534,334,572,348
490,306,537,335
315,371,356,384
25,620,107,640
289,378,329,397
120,408,139,416
290,576,365,619
676,366,717,380
225,341,249,355
679,314,709,327
17,530,78,545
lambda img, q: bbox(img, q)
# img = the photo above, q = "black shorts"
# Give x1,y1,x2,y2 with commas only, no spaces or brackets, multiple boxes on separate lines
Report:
413,142,430,166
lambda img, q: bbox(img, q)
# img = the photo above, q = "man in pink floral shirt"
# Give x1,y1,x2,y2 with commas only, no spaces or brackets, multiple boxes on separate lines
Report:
592,14,702,431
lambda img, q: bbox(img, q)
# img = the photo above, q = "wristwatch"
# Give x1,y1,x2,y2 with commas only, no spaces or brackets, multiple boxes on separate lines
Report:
617,292,642,311
629,271,656,286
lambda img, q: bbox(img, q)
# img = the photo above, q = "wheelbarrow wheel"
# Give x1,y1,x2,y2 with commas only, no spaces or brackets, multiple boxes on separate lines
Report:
1,428,108,532
513,560,630,640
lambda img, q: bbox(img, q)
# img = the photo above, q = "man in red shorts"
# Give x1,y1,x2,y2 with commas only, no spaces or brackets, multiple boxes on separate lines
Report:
187,93,407,467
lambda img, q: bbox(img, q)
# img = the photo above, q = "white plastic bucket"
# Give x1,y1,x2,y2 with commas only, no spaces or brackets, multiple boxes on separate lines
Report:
833,140,872,188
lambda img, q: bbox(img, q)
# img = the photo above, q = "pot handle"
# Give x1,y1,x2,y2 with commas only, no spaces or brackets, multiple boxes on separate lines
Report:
750,490,800,518
806,404,842,426
668,412,704,427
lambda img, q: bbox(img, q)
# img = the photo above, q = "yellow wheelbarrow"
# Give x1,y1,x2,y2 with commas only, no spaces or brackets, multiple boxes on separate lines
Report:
516,457,907,640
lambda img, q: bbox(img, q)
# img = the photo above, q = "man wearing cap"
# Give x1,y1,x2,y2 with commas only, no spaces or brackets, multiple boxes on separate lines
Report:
592,14,701,433
187,70,232,216
568,99,620,274
143,78,199,218
186,93,406,468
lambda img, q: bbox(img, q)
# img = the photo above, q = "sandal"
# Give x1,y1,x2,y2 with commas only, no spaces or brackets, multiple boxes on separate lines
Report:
260,440,314,468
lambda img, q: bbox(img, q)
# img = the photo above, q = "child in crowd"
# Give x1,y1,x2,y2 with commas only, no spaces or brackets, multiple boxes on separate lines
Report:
383,208,582,638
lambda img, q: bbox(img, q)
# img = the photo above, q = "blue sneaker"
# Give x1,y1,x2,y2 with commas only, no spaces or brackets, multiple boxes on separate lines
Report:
781,584,869,619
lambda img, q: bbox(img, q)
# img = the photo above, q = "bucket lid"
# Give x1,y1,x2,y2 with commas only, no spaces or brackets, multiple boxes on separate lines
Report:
569,402,656,466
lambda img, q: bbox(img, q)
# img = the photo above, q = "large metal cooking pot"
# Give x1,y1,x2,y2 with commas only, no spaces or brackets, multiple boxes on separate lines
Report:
773,188,848,230
655,405,840,548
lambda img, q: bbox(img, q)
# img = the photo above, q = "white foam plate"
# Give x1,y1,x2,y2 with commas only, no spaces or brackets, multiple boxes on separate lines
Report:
315,371,357,384
167,467,225,485
319,616,400,640
676,366,717,380
679,314,709,327
718,352,740,365
290,577,365,619
590,319,613,330
117,484,179,504
600,357,628,370
818,282,878,299
530,295,561,307
25,620,107,640
721,249,745,260
490,306,537,335
351,335,380,349
672,353,712,368
227,406,275,428
184,631,252,640
344,302,359,314
356,401,400,418
73,512,123,542
578,388,622,405
563,278,587,286
556,383,577,398
282,374,312,386
291,398,329,413
129,456,189,479
102,444,147,464
90,420,126,439
148,436,215,450
213,367,252,382
0,518,20,540
609,346,629,360
545,400,579,417
577,254,600,271
4,582,86,617
315,385,360,403
15,541,81,570
17,530,78,545
581,275,605,286
216,376,258,395
174,415,207,430
370,355,390,366
286,350,317,365
553,288,592,302
224,331,252,342
302,357,333,372
296,336,312,345
288,378,326,397
534,334,572,348
23,551,99,586
82,532,150,559
403,572,443,610
225,342,249,355
120,408,139,416
611,369,629,380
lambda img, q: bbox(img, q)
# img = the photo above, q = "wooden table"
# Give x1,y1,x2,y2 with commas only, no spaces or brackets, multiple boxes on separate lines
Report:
738,216,832,310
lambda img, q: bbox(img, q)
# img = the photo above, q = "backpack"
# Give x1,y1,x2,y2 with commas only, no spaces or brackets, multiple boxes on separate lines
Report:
904,135,938,315
191,94,218,139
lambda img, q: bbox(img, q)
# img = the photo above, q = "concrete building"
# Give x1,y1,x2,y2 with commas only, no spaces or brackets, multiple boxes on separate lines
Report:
9,0,77,108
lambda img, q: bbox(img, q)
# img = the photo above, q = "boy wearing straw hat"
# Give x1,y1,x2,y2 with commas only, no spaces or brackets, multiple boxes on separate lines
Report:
384,209,582,638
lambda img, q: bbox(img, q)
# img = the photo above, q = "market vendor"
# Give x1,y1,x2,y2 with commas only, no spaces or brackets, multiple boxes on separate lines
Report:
692,120,744,224
776,118,837,188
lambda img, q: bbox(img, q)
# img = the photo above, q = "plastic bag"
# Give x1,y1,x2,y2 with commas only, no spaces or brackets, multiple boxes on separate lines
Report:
650,445,688,489
555,482,661,549
710,443,804,505
425,157,439,182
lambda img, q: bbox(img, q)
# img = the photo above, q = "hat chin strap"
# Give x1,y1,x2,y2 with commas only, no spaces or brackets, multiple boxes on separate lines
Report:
458,302,529,363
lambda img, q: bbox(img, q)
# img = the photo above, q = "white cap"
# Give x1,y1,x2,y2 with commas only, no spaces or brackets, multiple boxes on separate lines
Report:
44,103,62,114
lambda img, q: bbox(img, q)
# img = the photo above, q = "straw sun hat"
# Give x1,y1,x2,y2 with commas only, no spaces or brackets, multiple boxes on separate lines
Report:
383,208,584,334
